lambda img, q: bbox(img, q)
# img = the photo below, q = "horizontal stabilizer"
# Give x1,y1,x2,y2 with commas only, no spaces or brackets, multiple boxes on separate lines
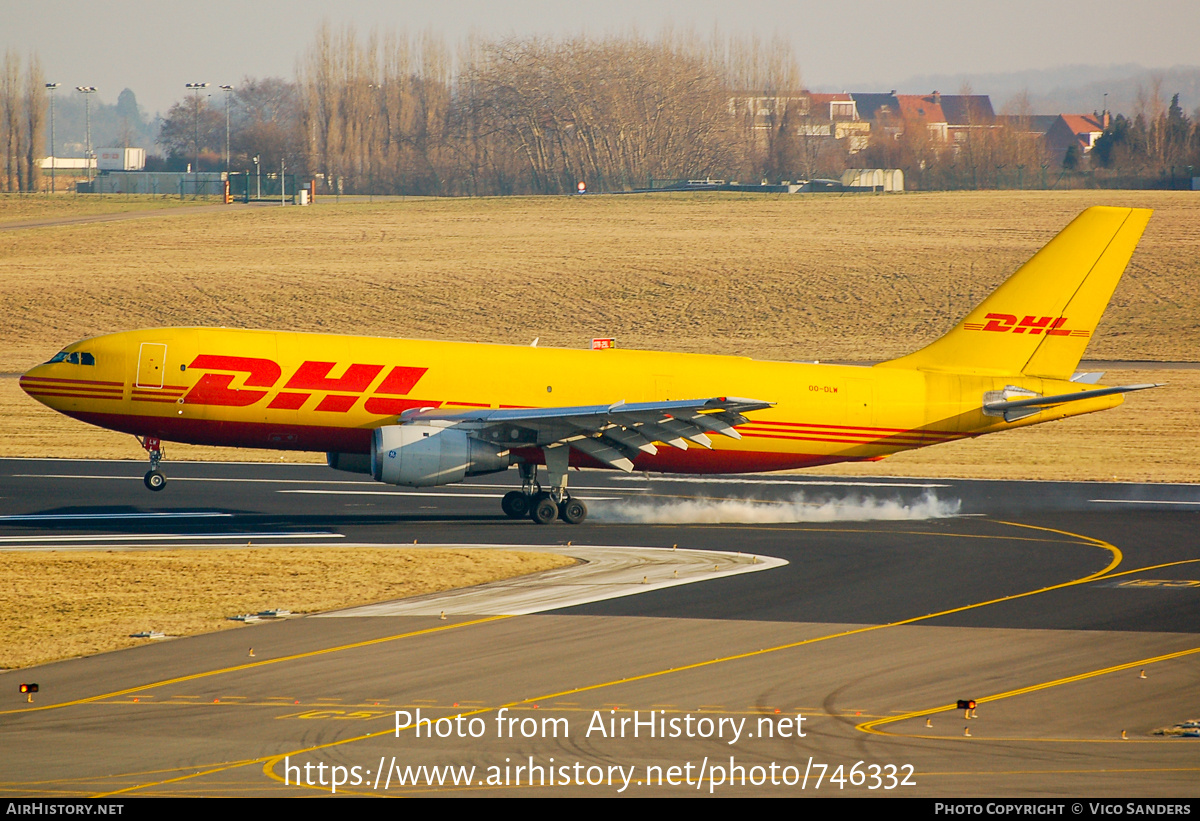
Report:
983,383,1161,422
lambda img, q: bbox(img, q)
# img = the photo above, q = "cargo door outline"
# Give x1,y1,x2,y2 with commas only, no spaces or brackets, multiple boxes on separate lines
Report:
845,378,876,427
136,343,167,389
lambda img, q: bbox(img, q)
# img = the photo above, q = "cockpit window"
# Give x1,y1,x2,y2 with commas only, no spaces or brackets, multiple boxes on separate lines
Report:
45,351,95,366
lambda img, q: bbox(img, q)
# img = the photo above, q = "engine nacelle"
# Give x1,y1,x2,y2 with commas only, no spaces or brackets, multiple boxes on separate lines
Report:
371,424,510,487
327,451,371,474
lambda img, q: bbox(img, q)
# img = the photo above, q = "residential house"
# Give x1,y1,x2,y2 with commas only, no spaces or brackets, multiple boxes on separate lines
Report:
847,91,997,146
1043,113,1109,165
802,92,871,152
938,94,997,144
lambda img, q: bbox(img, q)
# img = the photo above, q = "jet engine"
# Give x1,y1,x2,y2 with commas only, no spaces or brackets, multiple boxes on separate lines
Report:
370,424,510,487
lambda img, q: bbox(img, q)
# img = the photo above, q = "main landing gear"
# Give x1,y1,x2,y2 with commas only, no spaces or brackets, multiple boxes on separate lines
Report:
501,450,588,525
138,435,166,491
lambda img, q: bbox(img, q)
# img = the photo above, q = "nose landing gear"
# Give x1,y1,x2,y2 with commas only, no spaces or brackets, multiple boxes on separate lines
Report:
138,435,166,491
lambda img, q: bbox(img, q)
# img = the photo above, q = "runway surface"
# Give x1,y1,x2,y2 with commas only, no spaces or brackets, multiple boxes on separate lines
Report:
1,458,1198,797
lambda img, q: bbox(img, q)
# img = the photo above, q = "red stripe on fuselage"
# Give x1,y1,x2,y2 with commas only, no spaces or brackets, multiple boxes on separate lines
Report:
19,376,124,387
739,426,958,444
746,419,959,437
65,411,373,453
23,390,122,400
510,446,873,474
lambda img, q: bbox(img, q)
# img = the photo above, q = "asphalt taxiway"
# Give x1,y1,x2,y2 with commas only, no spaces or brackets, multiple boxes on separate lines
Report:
1,459,1198,797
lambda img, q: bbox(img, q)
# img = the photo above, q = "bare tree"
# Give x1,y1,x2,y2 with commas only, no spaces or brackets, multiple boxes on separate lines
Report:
292,26,804,195
23,53,44,191
232,76,302,171
1,50,22,192
157,96,225,169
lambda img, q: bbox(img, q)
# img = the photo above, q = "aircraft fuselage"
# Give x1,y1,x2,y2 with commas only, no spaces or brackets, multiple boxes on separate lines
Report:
19,326,1118,473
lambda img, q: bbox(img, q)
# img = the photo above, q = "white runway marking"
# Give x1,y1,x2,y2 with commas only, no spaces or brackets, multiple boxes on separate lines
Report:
318,543,786,617
1089,499,1200,506
613,476,949,488
0,512,232,522
11,475,648,494
455,482,646,492
278,489,622,501
0,532,344,546
13,474,378,485
280,489,500,498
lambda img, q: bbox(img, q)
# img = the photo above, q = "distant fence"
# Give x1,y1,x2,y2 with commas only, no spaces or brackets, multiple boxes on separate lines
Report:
86,172,228,196
229,172,306,202
1048,169,1198,190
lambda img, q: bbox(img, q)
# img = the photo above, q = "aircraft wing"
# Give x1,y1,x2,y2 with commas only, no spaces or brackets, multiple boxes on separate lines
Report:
401,397,774,471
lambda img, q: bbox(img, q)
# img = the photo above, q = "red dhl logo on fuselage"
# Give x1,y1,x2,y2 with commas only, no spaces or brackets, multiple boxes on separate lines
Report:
962,314,1090,337
174,355,432,414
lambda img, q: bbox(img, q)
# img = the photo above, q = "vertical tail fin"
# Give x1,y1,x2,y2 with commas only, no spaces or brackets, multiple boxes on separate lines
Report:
878,206,1152,378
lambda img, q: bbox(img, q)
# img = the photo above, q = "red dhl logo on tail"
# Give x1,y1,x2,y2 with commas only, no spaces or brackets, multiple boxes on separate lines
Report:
962,314,1090,338
179,356,433,414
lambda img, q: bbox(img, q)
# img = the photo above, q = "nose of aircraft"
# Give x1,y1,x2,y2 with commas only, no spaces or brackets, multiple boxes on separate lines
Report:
18,362,55,407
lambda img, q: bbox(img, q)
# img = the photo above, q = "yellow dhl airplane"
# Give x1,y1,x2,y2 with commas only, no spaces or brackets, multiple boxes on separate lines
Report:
21,206,1158,524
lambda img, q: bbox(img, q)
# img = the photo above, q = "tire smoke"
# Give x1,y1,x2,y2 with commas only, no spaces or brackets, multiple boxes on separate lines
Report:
590,490,961,524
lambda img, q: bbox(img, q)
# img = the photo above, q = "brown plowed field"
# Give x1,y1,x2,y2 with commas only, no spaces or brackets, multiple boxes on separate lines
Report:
2,190,1196,480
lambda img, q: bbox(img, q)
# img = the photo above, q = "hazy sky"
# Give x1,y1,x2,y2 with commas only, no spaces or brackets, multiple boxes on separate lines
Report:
4,0,1198,115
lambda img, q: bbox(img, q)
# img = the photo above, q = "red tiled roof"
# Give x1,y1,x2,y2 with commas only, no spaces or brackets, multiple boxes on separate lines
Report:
1059,114,1105,136
808,92,853,105
895,94,946,123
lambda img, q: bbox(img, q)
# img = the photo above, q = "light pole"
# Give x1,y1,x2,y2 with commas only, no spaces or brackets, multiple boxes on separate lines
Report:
253,154,260,200
185,82,209,176
45,83,60,193
219,84,233,173
75,86,96,183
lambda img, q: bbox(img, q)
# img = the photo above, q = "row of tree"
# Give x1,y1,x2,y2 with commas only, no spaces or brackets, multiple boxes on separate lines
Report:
858,90,1200,190
163,25,1198,195
158,28,811,194
157,77,300,174
0,51,44,193
16,27,1200,195
1090,93,1199,175
852,116,1053,191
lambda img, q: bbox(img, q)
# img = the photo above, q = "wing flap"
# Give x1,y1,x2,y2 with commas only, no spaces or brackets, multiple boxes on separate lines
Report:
571,437,636,472
598,426,659,455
